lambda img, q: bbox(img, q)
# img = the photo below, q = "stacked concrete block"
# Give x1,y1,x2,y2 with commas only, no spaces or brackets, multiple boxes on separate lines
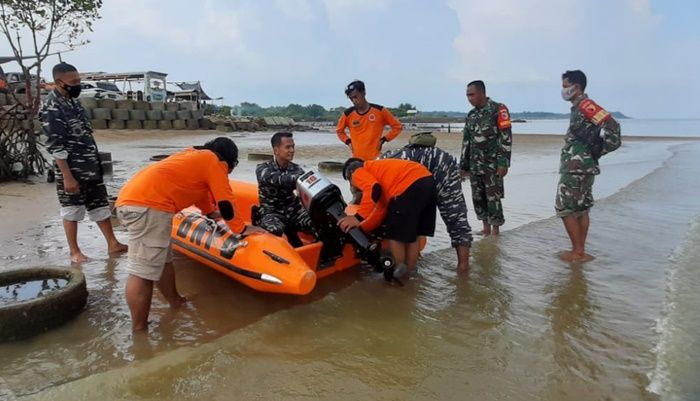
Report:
129,110,146,121
115,99,134,110
143,120,158,129
75,99,218,131
134,101,149,111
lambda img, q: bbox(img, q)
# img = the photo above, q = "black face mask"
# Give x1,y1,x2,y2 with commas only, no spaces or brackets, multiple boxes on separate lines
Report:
60,81,82,98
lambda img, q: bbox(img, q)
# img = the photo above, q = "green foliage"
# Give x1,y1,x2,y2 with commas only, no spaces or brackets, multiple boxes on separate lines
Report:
234,102,344,121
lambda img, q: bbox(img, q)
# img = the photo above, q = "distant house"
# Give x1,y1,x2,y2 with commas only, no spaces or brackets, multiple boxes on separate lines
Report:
406,109,419,116
166,81,213,107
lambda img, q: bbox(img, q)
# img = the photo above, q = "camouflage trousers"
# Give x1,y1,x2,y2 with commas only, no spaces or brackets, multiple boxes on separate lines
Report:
555,173,595,218
469,173,504,226
437,168,473,247
259,203,315,238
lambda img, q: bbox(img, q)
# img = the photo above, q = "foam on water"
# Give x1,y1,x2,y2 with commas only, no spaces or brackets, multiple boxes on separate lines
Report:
647,216,700,401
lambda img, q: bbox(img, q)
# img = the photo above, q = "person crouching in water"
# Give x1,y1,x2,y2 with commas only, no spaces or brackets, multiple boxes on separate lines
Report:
382,132,472,272
255,132,315,246
338,158,437,279
116,137,265,331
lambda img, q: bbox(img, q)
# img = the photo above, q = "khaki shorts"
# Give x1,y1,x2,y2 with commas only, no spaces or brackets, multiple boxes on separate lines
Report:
116,206,174,281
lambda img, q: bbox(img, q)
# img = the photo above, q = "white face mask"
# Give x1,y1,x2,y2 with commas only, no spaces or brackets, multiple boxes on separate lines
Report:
561,85,578,101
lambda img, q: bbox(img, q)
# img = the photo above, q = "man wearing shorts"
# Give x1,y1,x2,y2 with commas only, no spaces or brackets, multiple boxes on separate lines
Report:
338,158,437,279
42,62,127,263
116,137,264,331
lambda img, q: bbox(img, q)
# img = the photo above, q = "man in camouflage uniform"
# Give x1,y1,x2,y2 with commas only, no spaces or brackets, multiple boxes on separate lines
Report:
382,132,473,271
42,62,127,263
255,132,314,246
459,80,512,236
557,70,621,262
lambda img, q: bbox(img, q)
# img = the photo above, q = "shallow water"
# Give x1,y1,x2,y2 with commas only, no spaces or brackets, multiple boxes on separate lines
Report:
0,278,68,304
0,132,698,400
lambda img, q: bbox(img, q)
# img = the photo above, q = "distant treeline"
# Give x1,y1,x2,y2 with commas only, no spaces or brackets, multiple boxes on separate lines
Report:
205,102,628,121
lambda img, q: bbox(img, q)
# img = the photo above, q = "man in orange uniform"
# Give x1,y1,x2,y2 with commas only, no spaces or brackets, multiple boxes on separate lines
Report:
116,137,264,331
338,158,437,279
336,80,403,161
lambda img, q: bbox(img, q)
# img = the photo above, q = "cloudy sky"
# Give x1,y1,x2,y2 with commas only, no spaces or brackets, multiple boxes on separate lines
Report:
5,0,699,118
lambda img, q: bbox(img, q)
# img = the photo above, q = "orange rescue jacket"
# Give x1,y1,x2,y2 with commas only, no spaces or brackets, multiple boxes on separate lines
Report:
351,159,431,232
336,103,402,160
116,148,246,234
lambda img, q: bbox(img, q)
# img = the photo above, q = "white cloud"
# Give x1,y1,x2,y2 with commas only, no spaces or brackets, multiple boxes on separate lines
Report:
274,0,316,22
446,0,660,85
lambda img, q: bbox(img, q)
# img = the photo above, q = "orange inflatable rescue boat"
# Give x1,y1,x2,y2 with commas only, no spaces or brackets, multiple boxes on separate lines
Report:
171,171,396,295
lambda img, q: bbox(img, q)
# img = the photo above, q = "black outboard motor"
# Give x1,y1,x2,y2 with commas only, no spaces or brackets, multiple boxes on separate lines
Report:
297,170,394,274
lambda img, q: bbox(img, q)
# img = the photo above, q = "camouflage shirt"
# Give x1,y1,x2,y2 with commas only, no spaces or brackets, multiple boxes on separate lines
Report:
559,95,622,175
41,90,102,181
256,158,306,213
460,98,512,175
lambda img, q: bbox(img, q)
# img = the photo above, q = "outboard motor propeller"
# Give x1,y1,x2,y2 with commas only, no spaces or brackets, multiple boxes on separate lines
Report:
297,170,395,277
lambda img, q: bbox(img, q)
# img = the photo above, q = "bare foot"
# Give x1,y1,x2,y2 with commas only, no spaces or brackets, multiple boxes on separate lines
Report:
558,250,594,263
70,251,88,263
169,296,187,309
108,242,128,255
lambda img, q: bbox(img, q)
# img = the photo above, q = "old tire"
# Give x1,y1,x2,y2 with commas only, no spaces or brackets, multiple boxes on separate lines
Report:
0,267,87,341
318,161,344,172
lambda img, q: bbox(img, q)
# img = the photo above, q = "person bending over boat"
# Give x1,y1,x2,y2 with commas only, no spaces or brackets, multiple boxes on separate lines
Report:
382,132,473,272
116,137,265,331
255,132,315,246
338,158,437,279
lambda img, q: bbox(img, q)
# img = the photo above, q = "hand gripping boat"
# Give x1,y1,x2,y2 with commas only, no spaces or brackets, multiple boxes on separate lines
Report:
170,170,395,295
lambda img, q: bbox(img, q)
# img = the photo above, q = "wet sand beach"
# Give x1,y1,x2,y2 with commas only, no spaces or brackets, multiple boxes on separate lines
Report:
1,129,699,401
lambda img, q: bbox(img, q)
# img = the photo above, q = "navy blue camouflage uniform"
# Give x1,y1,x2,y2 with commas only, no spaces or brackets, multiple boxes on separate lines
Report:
41,89,109,219
382,145,473,248
255,158,314,238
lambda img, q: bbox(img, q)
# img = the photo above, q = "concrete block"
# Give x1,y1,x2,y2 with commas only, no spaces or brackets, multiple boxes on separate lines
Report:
79,97,98,109
128,109,146,121
133,101,150,111
172,119,187,130
115,99,134,110
176,110,191,120
162,110,177,121
90,119,108,129
150,102,165,111
158,120,172,130
165,102,180,112
108,120,125,129
111,109,129,121
146,110,162,120
186,119,199,130
98,99,116,109
126,120,142,129
191,109,204,119
142,120,158,129
84,108,93,120
92,108,112,120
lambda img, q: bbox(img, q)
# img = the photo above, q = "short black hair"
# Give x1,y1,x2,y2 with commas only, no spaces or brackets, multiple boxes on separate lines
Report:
342,157,364,180
467,80,486,93
344,80,365,96
271,131,293,148
562,70,587,91
52,62,77,79
196,137,238,170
